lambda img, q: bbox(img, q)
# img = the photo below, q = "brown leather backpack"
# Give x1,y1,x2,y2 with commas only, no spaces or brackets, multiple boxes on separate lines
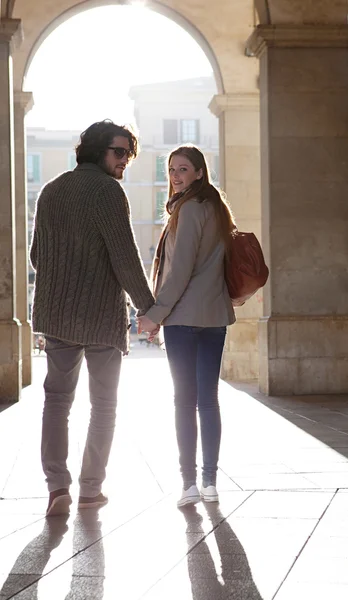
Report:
225,231,269,306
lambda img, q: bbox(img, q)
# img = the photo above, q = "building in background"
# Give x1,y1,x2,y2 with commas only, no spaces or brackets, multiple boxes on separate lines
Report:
128,75,219,268
26,75,219,312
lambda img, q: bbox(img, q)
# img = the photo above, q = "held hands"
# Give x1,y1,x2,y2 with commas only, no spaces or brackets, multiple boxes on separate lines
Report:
137,315,160,342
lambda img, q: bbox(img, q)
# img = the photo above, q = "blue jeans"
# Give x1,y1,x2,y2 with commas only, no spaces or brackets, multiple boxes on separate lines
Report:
163,325,227,488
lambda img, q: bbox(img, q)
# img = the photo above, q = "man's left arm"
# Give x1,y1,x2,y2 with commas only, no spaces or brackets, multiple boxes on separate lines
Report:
94,181,154,312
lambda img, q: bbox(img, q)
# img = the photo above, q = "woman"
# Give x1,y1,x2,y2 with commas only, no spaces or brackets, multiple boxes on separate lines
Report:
139,145,236,508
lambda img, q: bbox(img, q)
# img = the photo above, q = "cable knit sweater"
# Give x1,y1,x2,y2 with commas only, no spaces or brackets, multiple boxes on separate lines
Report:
30,163,154,353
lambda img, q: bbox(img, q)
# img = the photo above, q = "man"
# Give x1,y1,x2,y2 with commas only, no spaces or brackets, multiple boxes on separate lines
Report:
30,120,154,516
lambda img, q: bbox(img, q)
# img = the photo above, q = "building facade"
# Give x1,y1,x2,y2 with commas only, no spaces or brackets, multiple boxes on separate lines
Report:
127,76,219,271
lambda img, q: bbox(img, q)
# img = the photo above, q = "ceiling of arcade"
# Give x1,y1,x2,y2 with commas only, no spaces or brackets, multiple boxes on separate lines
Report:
3,0,345,93
5,0,347,24
255,0,348,24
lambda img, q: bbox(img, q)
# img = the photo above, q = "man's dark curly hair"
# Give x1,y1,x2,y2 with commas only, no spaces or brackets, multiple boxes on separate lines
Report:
75,119,138,165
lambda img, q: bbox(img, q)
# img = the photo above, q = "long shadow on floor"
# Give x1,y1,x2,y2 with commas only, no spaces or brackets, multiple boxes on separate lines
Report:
0,515,69,599
64,511,105,600
0,511,105,600
181,504,263,600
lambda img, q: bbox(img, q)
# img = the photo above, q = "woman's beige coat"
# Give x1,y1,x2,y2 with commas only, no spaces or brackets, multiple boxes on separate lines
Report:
146,199,235,327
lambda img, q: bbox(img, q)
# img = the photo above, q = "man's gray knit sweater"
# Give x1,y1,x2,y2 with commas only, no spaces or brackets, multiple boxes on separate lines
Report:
30,163,154,353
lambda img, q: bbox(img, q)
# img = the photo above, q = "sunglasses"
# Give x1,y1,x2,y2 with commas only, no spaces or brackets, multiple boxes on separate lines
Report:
108,146,133,160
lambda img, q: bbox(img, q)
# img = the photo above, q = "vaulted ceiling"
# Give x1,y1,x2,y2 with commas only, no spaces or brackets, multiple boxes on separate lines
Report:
255,0,348,24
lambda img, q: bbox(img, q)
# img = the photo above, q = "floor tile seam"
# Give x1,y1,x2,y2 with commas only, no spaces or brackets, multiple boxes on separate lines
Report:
249,403,348,434
134,446,165,494
1,496,47,501
1,495,174,599
0,453,23,498
218,467,244,491
295,468,348,473
221,470,300,476
276,413,348,437
70,492,174,551
309,423,348,436
271,488,339,599
329,411,348,419
1,551,97,600
234,486,325,492
0,494,173,594
297,472,332,488
138,490,257,598
272,408,319,424
282,463,305,476
2,572,48,599
230,472,325,481
226,488,335,494
0,517,44,542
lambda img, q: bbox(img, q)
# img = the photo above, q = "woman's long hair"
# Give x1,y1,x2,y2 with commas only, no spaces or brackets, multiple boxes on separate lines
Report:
164,145,237,251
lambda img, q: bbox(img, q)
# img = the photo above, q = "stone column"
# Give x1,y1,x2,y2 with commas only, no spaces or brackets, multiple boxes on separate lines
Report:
0,19,23,402
246,25,348,395
209,92,262,381
14,91,34,387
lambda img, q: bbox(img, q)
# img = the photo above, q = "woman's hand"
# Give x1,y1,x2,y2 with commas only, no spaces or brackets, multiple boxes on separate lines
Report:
137,315,159,336
148,325,161,343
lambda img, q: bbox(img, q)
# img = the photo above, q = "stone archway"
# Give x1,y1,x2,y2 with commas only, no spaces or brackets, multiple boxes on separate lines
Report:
12,0,260,392
1,0,263,401
20,1,225,95
1,0,347,399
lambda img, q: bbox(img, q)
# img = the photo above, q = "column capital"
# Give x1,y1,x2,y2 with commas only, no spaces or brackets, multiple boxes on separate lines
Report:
246,24,348,58
14,91,34,115
209,92,259,117
0,18,22,49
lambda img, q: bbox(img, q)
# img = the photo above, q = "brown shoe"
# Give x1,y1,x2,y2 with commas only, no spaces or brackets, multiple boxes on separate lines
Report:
46,488,72,517
78,492,108,509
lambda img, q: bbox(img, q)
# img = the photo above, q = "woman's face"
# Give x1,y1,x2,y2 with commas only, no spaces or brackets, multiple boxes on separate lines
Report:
168,154,202,194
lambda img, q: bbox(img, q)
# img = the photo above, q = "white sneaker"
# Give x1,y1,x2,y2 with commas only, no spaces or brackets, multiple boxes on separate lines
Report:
177,485,201,508
200,484,219,503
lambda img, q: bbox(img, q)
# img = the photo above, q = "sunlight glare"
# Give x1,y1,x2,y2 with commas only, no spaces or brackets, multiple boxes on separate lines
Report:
24,5,213,130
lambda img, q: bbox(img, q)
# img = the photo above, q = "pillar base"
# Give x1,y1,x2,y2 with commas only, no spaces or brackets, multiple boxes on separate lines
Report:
0,319,22,402
259,316,348,395
221,319,258,381
21,320,32,387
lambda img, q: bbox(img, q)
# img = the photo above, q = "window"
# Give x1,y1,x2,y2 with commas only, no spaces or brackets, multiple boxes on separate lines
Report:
180,119,200,143
155,191,167,222
156,156,166,182
27,154,41,183
163,120,178,144
68,153,76,170
163,119,200,144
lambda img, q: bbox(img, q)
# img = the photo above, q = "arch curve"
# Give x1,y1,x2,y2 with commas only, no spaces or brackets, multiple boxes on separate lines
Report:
254,0,271,24
19,0,224,94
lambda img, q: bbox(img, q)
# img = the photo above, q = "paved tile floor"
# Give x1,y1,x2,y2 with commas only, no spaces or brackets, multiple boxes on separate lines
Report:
1,340,348,599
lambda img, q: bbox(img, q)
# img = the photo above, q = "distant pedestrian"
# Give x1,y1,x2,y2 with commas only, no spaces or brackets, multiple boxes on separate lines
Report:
37,336,45,355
